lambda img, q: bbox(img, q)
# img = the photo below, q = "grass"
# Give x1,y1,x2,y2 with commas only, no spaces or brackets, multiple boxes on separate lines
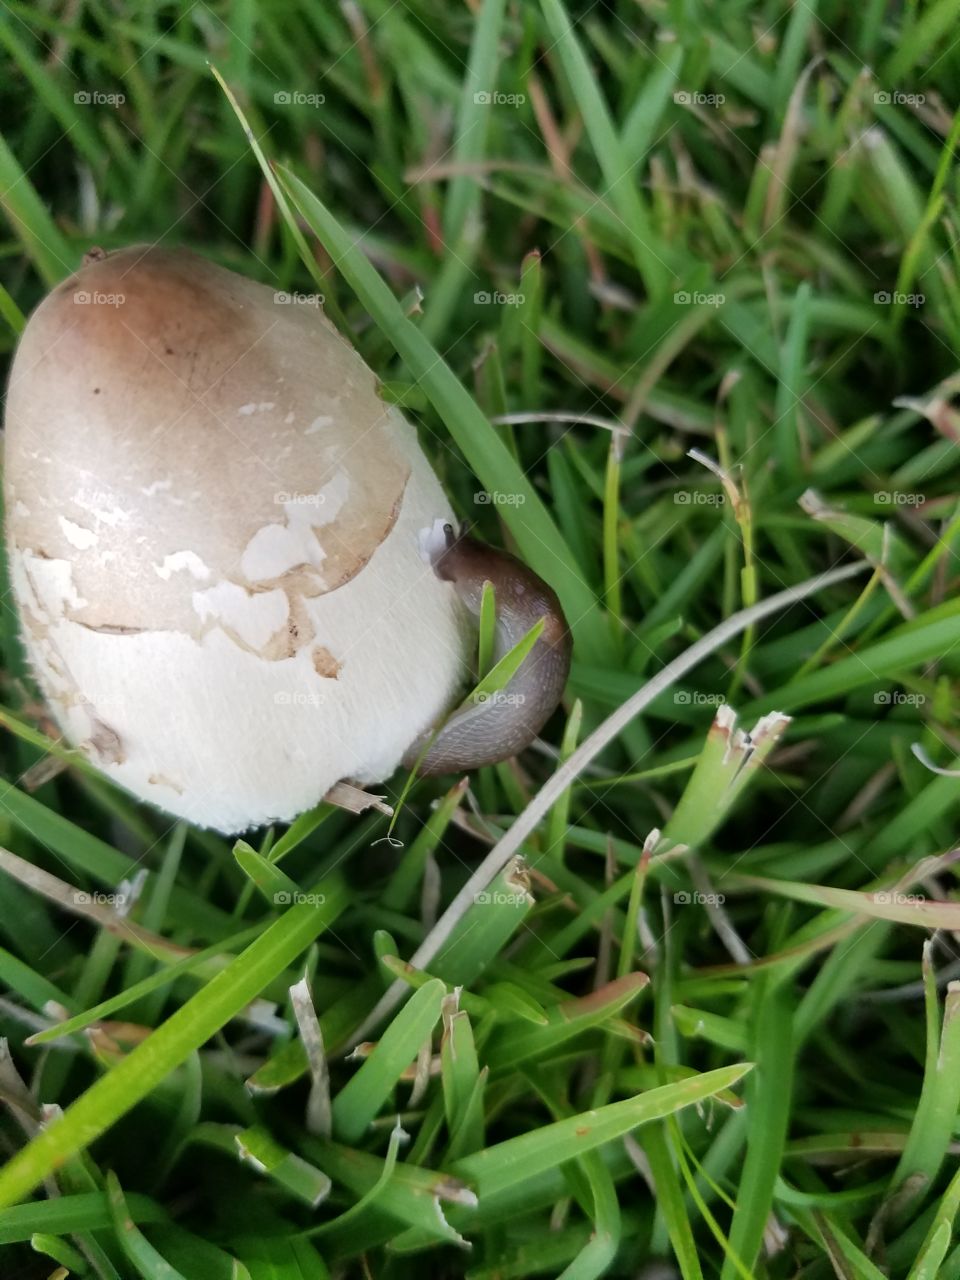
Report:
0,0,960,1276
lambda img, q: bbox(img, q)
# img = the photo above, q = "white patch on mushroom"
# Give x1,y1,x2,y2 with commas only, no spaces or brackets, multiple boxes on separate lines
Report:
240,473,351,582
192,581,289,651
240,522,326,581
155,550,211,581
237,401,276,415
58,516,98,550
9,550,45,626
23,554,88,618
142,478,173,497
306,415,334,434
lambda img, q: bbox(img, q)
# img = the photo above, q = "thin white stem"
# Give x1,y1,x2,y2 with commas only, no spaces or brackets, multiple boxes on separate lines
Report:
347,558,870,1048
490,411,625,434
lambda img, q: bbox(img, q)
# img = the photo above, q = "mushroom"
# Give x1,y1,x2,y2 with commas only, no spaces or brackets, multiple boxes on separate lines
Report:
3,246,570,832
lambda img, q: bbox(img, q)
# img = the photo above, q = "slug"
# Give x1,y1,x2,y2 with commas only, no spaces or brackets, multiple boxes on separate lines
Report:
404,521,572,774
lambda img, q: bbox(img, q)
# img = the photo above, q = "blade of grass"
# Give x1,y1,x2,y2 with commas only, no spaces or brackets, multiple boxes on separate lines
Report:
0,876,347,1208
721,980,794,1279
453,1063,752,1198
539,0,671,297
0,128,72,284
331,978,445,1143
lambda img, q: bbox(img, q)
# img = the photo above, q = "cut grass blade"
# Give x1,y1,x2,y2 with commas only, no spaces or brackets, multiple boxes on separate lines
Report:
441,1002,482,1158
235,1126,332,1207
430,857,534,987
233,839,299,905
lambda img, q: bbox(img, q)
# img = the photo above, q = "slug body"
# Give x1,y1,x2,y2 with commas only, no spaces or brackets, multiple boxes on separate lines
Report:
404,522,572,774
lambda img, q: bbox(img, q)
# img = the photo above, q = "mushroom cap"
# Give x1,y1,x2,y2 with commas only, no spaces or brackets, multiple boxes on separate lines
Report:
4,246,468,830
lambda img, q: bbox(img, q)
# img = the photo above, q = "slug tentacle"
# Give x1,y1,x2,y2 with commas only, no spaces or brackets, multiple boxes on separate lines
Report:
403,522,572,775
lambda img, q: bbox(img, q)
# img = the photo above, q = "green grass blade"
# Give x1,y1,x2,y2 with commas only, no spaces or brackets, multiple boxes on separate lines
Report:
0,878,348,1207
453,1063,752,1197
331,978,445,1143
0,128,72,284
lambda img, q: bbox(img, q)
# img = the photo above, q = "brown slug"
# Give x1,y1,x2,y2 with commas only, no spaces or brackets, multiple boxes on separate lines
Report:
403,521,572,774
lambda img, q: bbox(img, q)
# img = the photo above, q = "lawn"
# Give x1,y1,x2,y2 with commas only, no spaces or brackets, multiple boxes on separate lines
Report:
1,0,960,1276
